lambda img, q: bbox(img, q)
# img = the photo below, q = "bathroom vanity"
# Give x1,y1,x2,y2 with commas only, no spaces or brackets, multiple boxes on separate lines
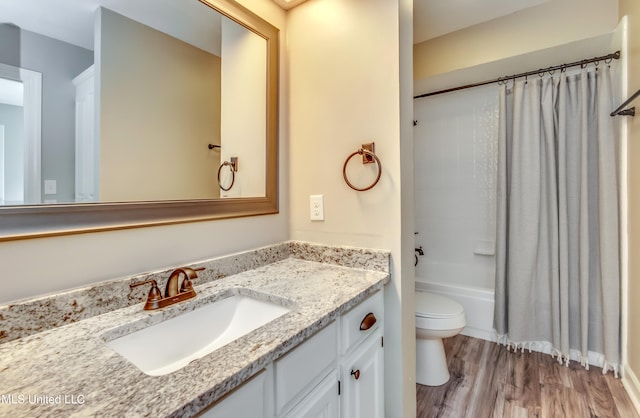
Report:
202,289,384,418
0,242,389,418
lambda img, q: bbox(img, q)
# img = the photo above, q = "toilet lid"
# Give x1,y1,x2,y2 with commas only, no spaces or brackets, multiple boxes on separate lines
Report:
415,292,464,319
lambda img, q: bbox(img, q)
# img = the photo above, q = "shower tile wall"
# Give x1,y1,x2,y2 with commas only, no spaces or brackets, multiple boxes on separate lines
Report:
414,84,499,290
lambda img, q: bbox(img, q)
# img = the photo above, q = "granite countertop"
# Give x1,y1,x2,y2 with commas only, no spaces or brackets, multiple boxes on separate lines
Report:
0,257,389,417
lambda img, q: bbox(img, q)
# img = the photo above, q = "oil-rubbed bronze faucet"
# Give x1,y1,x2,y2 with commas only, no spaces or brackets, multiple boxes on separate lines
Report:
130,267,205,310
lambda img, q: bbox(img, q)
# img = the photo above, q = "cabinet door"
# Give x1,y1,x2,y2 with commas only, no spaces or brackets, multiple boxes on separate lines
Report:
283,371,339,418
275,322,337,414
341,332,384,418
199,369,270,418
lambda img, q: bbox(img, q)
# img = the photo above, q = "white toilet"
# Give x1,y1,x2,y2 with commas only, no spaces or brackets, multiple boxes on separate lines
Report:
415,291,466,386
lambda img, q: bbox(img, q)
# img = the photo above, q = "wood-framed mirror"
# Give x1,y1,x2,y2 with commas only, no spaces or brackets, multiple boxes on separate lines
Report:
0,0,279,241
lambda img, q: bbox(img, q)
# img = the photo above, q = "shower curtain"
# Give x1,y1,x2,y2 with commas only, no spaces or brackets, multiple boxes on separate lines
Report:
493,65,621,375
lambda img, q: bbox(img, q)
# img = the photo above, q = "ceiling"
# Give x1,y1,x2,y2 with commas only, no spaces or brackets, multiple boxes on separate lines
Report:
413,0,550,44
0,0,222,54
2,0,554,51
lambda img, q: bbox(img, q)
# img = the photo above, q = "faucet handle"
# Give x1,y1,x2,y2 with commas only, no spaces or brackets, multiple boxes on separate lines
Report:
179,267,205,292
130,279,163,310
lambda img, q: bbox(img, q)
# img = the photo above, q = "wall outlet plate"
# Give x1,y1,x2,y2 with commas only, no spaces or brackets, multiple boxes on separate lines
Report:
310,195,324,221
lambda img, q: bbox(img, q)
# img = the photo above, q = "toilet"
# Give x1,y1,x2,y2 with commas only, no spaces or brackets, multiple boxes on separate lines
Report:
415,291,466,386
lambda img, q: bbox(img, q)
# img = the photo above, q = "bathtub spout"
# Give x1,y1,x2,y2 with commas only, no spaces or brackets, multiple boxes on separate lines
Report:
415,246,424,266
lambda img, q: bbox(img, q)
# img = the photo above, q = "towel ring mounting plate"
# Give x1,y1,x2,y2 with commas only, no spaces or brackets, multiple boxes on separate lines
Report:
343,143,382,192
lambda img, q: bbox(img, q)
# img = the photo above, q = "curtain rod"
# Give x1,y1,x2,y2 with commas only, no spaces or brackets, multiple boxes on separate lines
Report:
414,51,620,100
610,88,639,117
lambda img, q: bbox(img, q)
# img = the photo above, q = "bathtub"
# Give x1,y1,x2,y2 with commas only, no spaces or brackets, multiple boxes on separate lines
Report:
415,279,496,342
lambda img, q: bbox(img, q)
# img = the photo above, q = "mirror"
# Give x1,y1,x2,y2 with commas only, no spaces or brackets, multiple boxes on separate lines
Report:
0,0,279,240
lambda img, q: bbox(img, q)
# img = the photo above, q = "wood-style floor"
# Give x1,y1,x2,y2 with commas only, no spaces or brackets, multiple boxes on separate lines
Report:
416,335,639,418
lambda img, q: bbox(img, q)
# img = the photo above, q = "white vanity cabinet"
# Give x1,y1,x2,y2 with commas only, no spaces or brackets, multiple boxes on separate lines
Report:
275,321,338,416
339,290,384,418
199,369,272,418
200,290,384,418
282,370,340,418
340,330,384,418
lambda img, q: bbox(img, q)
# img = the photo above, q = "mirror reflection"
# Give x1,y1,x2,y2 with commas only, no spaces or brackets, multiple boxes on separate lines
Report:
0,0,267,206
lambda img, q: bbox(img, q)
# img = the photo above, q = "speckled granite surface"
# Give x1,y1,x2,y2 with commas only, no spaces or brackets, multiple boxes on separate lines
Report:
0,243,390,418
0,241,389,344
289,241,390,273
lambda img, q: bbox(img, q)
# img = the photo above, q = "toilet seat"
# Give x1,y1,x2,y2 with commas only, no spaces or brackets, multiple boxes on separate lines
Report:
415,291,464,318
415,292,465,330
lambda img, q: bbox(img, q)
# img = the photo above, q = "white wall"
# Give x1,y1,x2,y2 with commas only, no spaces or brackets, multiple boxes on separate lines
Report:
287,0,415,416
0,0,287,304
414,84,498,290
220,16,266,198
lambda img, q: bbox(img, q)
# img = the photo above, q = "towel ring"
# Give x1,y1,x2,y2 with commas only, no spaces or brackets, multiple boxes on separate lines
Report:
343,147,382,192
217,159,237,191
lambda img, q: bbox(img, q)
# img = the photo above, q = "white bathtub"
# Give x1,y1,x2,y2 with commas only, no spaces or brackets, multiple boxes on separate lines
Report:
415,279,496,342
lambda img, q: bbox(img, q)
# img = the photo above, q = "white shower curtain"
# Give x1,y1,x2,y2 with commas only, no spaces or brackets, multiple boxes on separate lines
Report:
493,66,621,374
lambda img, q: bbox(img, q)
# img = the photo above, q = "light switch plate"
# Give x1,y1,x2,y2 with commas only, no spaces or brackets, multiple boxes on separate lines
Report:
310,195,324,221
44,179,57,195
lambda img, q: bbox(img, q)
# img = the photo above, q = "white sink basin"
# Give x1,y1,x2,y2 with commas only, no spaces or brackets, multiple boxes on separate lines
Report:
106,294,290,376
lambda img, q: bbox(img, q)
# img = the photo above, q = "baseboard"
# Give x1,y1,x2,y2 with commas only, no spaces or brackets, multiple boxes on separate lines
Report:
623,364,640,415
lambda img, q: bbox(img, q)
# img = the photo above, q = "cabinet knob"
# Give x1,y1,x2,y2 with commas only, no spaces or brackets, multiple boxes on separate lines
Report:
351,369,360,380
359,312,377,331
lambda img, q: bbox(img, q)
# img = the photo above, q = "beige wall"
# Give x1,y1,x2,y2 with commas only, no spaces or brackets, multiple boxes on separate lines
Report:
0,0,287,304
287,0,415,415
620,0,640,404
219,16,266,198
99,8,221,201
399,0,417,415
414,0,618,80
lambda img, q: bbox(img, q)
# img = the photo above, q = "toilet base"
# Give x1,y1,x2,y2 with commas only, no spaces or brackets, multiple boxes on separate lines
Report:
416,337,450,386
